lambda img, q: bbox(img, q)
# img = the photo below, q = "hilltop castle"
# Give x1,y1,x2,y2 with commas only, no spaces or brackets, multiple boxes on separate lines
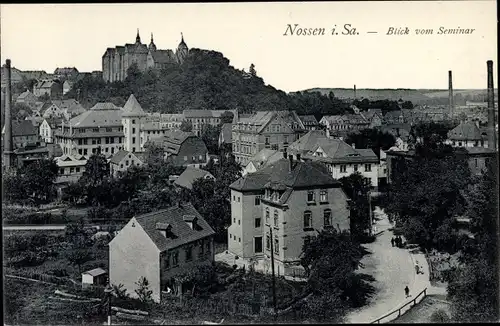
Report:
102,30,189,82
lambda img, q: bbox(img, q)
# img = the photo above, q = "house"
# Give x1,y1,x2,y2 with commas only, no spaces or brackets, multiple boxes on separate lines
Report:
287,130,380,189
2,119,39,149
174,166,215,190
109,202,216,303
63,80,74,95
40,117,65,143
82,268,107,288
33,79,63,99
13,143,63,169
54,102,124,158
146,130,209,168
109,149,144,177
380,124,412,152
298,115,319,130
182,109,236,137
228,155,350,277
446,120,487,148
243,148,283,176
158,113,184,130
55,154,87,184
360,109,383,128
383,110,405,124
319,114,370,133
218,123,233,148
54,67,79,80
232,110,305,166
42,103,67,120
15,90,38,108
49,99,86,119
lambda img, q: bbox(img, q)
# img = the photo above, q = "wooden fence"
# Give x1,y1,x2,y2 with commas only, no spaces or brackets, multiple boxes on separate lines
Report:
5,269,80,290
370,288,428,324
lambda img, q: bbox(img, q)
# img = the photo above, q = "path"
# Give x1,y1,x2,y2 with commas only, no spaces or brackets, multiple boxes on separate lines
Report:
346,207,416,324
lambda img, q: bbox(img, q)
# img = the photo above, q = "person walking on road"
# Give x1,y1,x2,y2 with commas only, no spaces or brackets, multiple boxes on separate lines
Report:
405,286,410,298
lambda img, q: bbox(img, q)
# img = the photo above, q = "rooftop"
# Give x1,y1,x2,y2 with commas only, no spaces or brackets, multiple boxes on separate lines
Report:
174,166,215,190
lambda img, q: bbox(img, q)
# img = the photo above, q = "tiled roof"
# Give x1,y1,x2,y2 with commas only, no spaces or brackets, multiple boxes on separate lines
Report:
110,149,134,165
448,121,482,141
151,50,176,64
8,120,38,136
134,203,215,252
248,149,283,170
35,80,59,90
70,103,122,128
122,94,147,117
16,91,36,101
174,166,215,190
231,158,338,192
183,110,214,118
45,117,65,128
298,115,318,125
52,99,86,115
147,130,198,155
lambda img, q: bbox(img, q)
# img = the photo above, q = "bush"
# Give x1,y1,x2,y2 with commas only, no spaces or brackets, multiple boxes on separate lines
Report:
430,309,450,323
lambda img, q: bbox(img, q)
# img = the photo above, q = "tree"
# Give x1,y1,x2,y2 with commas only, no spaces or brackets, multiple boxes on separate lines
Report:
201,124,221,154
135,276,153,303
180,120,193,132
13,159,59,204
249,63,257,77
402,101,414,110
220,111,234,124
338,172,372,240
345,128,396,157
80,153,109,188
143,142,165,169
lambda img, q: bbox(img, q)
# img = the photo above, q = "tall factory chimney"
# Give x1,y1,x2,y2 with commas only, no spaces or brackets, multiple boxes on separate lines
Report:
3,59,14,170
448,70,454,119
487,60,496,150
354,84,357,99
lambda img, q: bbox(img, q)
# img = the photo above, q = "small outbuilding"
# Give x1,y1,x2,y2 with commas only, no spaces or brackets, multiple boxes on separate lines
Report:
82,267,108,288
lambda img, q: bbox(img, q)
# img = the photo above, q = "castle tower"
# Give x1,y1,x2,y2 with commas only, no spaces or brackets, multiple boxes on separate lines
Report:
122,94,147,153
176,32,189,64
148,33,157,52
136,28,141,44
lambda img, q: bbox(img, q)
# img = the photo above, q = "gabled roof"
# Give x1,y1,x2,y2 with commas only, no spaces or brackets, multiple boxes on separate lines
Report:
52,99,85,115
248,149,283,171
174,166,215,190
147,130,198,155
122,94,147,118
151,50,176,64
133,203,215,252
448,121,482,141
35,80,60,90
231,158,338,193
82,267,106,277
70,103,122,128
110,149,139,165
16,90,37,101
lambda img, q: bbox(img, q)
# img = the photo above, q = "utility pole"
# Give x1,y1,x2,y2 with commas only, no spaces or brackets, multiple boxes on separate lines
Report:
269,227,277,314
368,190,373,236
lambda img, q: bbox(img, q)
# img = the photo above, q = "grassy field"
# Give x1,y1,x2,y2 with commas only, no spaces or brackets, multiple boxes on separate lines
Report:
389,295,451,323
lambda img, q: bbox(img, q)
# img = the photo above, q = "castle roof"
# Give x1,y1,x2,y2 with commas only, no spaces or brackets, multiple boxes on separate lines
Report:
122,94,147,117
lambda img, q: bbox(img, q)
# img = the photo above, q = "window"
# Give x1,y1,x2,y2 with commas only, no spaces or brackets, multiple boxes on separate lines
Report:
304,211,312,228
274,239,279,254
165,254,171,269
132,119,136,124
354,164,358,172
458,142,462,147
320,190,328,203
238,237,241,243
83,149,88,155
233,195,235,201
76,167,80,173
172,251,179,266
93,128,99,132
78,149,83,155
206,241,211,253
237,197,240,203
111,147,115,154
185,247,192,261
273,210,279,227
184,156,188,161
340,165,347,173
284,135,288,144
365,164,372,172
199,241,205,257
120,164,124,169
265,208,270,223
125,160,129,166
199,155,203,160
255,196,261,205
266,234,271,250
475,158,478,167
307,190,315,202
324,209,332,227
106,128,112,132
132,128,136,133
255,218,261,228
238,220,241,225
132,137,136,144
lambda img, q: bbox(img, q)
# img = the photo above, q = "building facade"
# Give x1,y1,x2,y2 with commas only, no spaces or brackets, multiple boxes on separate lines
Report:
183,109,236,137
228,156,350,277
232,111,305,166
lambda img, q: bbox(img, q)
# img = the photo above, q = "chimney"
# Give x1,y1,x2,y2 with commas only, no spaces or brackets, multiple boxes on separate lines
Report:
448,70,454,119
351,143,356,149
3,59,13,170
354,84,357,99
183,215,198,230
487,60,496,149
288,154,294,171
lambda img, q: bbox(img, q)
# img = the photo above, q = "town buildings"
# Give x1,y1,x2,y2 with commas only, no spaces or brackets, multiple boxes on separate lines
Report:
243,148,283,176
33,79,63,99
54,102,124,158
55,154,87,184
102,30,189,82
298,115,320,130
287,130,380,189
231,110,305,166
109,149,144,177
319,114,370,133
40,117,65,143
109,202,215,302
228,155,350,277
146,130,209,168
183,109,236,137
15,90,38,108
1,120,39,150
122,94,148,153
446,120,487,148
53,67,79,80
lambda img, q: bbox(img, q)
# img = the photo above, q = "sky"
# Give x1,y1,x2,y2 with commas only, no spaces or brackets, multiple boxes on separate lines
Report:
0,1,497,92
